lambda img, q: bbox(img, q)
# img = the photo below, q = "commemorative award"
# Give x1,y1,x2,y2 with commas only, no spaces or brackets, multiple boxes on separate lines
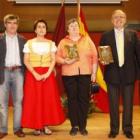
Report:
65,44,79,60
98,46,114,63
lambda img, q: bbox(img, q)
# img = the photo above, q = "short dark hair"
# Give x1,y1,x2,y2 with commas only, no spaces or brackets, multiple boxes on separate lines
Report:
33,19,48,31
67,18,80,30
4,14,19,24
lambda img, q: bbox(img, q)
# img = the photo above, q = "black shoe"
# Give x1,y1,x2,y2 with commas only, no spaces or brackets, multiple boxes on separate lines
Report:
108,131,118,138
69,127,78,136
14,130,25,137
124,131,134,139
79,128,88,136
0,132,8,139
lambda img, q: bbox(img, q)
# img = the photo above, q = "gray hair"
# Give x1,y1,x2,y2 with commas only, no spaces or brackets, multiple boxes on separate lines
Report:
111,10,127,19
4,14,19,24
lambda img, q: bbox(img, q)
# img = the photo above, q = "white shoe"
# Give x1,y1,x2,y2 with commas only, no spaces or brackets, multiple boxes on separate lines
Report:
33,130,40,136
44,126,52,135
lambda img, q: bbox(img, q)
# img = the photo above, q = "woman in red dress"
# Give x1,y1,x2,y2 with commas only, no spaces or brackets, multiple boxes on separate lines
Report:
21,19,65,136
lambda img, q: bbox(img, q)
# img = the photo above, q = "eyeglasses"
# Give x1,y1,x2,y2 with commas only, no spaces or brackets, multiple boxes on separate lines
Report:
6,22,18,25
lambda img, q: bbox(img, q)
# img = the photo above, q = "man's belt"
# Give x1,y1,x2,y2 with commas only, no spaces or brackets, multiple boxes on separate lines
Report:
5,66,22,70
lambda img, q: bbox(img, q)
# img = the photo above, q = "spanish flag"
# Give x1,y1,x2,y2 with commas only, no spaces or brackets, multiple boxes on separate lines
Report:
77,0,109,112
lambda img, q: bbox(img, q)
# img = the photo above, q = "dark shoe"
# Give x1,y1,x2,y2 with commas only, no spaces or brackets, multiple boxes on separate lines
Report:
69,127,78,136
0,132,7,139
108,131,118,138
124,131,134,139
79,128,88,135
14,130,25,137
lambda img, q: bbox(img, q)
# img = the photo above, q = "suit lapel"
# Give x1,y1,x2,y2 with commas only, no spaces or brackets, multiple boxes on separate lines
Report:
124,29,129,57
109,29,119,63
1,33,6,55
17,35,22,59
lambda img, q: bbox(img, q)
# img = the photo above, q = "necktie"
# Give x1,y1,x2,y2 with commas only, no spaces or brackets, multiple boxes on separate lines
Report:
118,31,124,67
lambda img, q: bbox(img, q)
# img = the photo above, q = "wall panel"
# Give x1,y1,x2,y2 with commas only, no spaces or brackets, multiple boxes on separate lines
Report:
0,0,140,32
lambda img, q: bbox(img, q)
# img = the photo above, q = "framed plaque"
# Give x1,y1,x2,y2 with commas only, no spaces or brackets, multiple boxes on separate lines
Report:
65,44,79,60
98,46,114,63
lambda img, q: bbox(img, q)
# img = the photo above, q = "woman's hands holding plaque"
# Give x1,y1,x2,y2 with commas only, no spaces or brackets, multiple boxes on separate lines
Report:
64,58,76,65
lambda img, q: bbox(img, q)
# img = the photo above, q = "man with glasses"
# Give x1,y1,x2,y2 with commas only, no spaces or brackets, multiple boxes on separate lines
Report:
0,14,26,139
100,10,140,139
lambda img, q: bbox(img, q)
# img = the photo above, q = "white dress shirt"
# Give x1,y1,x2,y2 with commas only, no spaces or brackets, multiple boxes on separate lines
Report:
114,28,124,53
5,32,21,67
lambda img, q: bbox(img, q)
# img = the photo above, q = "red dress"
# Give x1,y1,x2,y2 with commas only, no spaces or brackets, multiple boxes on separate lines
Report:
21,67,65,129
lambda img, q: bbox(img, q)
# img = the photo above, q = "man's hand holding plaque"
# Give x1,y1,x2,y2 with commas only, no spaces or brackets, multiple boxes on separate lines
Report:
98,46,114,65
65,44,79,61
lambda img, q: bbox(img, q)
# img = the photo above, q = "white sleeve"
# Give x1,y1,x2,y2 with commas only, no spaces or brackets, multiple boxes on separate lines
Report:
51,42,57,52
23,42,30,53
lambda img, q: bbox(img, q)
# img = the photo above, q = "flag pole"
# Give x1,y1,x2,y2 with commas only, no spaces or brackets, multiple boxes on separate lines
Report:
77,0,80,19
61,0,65,6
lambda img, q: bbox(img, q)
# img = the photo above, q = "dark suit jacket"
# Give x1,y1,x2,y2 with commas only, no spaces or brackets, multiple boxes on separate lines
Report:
100,29,140,84
0,33,26,84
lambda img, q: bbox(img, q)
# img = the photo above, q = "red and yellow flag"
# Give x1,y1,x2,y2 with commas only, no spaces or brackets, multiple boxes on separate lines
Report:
77,1,109,113
77,1,107,92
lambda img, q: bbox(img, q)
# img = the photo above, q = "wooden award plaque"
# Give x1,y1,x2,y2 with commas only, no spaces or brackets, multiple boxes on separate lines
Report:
65,44,79,60
98,46,114,63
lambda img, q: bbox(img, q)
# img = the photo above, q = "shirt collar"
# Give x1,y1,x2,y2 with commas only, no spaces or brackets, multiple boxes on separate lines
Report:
5,31,18,38
114,28,124,34
65,33,84,42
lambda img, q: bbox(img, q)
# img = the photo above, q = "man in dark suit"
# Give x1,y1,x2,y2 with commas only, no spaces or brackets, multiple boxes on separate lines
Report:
100,10,140,139
0,14,26,139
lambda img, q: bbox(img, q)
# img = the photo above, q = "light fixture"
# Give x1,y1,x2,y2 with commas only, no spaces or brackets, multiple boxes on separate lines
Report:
7,0,129,4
